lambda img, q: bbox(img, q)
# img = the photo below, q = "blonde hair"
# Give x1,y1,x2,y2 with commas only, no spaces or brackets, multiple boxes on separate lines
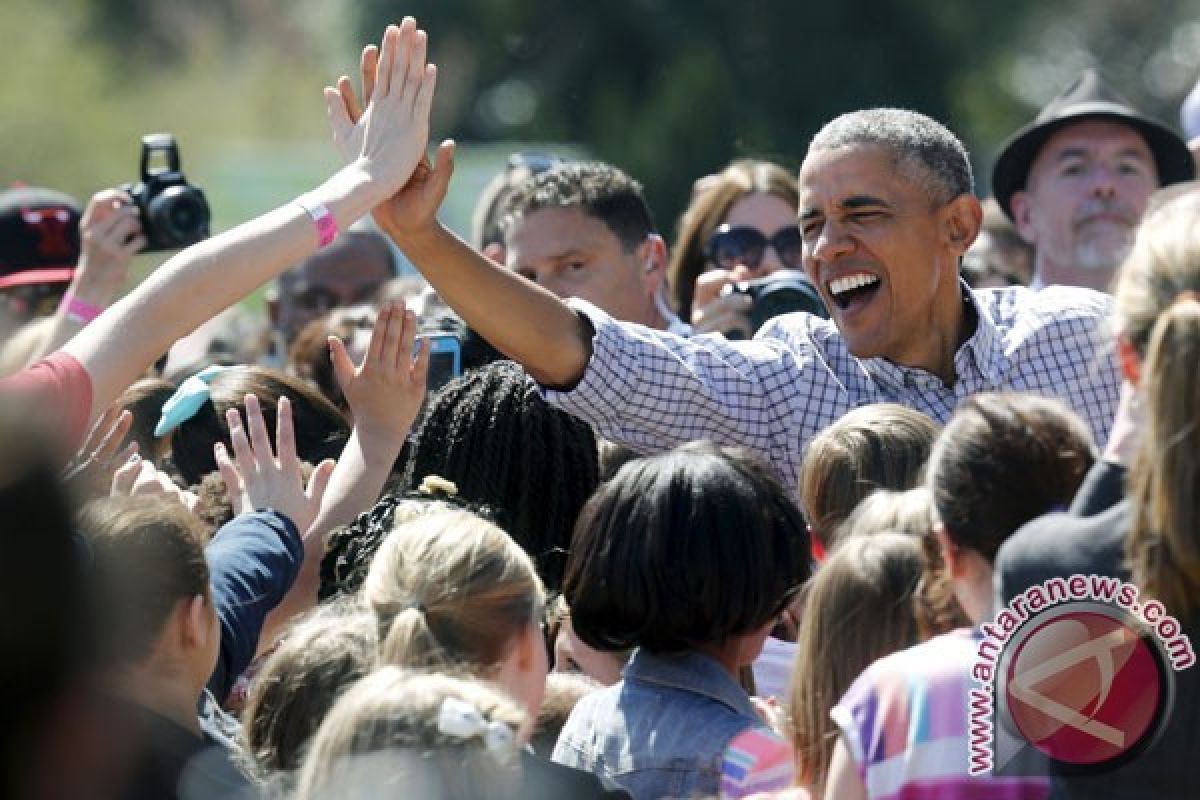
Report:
293,668,525,800
241,599,379,776
788,532,923,793
667,159,798,316
799,404,939,549
363,509,544,674
1118,191,1200,620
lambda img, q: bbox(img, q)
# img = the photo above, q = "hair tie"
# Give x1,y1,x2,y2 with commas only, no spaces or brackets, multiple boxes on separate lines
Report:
418,475,459,498
154,365,232,437
436,696,518,766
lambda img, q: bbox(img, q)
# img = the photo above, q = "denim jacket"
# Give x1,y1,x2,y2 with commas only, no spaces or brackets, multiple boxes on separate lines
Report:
551,649,764,799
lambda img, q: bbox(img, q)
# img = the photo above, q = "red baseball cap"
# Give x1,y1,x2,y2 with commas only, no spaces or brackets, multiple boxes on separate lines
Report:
0,186,83,291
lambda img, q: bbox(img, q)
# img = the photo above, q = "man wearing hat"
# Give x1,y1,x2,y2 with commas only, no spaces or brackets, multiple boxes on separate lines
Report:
993,69,1195,292
0,187,144,369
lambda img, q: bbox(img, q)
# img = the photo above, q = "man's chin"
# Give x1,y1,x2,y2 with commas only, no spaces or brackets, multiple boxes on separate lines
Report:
1075,230,1133,273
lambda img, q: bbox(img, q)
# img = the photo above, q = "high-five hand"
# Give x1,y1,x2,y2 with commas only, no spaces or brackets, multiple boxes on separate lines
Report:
325,17,439,209
327,22,455,240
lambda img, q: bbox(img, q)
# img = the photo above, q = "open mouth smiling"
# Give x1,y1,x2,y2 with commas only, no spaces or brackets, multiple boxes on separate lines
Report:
826,272,881,312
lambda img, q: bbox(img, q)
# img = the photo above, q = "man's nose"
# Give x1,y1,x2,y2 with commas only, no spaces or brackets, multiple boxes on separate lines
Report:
1090,163,1119,199
807,220,854,265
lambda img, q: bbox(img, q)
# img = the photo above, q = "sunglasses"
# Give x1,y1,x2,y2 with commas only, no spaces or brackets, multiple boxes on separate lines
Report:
706,224,805,271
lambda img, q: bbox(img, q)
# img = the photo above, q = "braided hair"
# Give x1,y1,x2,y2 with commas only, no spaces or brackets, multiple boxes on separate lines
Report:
401,361,599,592
320,479,495,601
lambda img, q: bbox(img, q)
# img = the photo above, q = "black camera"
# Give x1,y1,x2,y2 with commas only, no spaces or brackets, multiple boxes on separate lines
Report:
121,134,210,253
722,269,828,339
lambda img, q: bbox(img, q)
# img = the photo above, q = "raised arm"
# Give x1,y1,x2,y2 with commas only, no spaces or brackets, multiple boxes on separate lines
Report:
327,51,591,389
61,19,436,427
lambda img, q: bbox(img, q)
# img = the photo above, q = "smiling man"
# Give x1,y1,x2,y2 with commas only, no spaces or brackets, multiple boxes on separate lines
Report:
365,108,1121,490
993,69,1194,292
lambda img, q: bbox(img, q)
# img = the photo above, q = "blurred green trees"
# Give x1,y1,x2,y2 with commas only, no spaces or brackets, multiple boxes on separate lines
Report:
3,0,1200,241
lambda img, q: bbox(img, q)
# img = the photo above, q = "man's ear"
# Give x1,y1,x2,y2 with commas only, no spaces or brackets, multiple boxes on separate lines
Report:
1009,190,1038,246
1117,334,1142,386
638,234,669,292
941,194,983,257
483,242,506,265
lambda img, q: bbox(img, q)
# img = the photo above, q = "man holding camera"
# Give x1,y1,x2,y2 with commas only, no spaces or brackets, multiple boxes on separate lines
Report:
499,160,690,334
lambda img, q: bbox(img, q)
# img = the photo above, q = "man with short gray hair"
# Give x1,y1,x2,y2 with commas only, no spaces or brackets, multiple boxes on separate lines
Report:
361,105,1122,490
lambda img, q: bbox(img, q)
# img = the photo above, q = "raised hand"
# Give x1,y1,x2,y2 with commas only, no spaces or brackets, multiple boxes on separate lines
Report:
215,393,335,533
324,18,440,211
329,299,429,443
74,189,146,301
110,455,199,512
327,23,456,239
62,405,137,497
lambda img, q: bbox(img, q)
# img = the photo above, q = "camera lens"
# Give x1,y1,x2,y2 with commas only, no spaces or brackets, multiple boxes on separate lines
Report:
748,270,828,333
147,185,210,248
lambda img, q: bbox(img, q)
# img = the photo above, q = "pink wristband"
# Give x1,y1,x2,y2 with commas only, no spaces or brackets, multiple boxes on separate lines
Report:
296,196,338,248
61,292,102,325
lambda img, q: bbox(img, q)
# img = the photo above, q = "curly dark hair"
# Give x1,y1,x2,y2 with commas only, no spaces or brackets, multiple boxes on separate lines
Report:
400,361,599,592
319,482,495,601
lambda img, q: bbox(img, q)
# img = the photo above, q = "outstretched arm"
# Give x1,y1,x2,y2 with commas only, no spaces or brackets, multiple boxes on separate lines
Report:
328,50,591,389
60,18,437,429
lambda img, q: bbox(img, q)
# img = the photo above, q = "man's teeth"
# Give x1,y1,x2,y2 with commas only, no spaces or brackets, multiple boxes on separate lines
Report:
828,274,880,297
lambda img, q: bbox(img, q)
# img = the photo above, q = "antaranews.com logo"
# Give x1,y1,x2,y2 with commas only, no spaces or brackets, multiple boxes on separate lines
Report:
969,574,1195,776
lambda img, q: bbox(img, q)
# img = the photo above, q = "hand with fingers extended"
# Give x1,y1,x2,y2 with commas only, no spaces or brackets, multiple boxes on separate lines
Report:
329,299,429,443
70,189,146,309
327,23,455,240
323,17,441,215
215,393,336,534
110,454,199,512
62,405,137,498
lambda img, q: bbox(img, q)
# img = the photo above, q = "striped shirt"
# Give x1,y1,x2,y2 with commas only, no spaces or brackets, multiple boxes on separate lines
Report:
831,629,1048,799
545,283,1119,491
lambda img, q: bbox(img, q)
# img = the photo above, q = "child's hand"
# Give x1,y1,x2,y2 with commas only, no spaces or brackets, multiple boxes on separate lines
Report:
329,299,430,444
215,393,335,533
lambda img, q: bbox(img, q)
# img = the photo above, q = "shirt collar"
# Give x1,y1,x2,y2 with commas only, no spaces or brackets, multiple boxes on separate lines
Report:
861,280,1002,391
624,649,758,718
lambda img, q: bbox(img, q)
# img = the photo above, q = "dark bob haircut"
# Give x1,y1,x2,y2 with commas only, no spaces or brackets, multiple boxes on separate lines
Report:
564,441,810,653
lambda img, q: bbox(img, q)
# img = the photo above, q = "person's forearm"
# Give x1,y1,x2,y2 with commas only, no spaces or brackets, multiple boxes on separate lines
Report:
63,161,382,424
311,426,400,536
394,222,592,388
258,425,403,651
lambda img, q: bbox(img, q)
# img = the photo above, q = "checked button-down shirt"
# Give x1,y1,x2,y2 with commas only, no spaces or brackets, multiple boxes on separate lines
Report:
543,282,1120,492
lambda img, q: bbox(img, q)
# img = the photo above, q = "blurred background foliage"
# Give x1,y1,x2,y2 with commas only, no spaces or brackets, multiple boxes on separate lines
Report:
4,0,1200,246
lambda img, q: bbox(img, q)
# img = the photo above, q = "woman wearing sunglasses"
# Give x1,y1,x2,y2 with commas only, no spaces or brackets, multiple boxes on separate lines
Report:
667,159,803,338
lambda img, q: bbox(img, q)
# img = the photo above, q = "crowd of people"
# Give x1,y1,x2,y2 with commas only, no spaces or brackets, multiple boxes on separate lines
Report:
4,15,1200,800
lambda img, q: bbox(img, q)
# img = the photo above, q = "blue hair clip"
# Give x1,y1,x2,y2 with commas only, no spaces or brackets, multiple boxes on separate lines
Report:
154,365,232,437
